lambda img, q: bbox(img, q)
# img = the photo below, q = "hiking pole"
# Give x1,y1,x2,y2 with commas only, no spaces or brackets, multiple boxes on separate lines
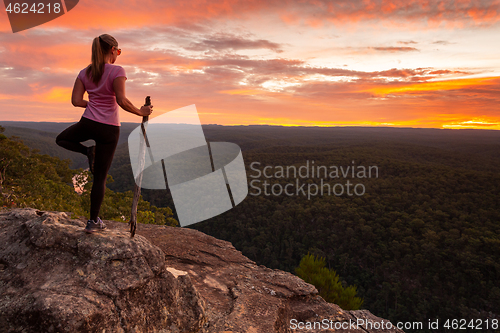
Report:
129,96,151,237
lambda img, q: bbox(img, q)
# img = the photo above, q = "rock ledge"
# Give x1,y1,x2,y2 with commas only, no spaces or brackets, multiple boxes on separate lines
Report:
0,208,403,333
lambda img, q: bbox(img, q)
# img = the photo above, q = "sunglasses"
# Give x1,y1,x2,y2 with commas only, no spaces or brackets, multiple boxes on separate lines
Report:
114,46,121,56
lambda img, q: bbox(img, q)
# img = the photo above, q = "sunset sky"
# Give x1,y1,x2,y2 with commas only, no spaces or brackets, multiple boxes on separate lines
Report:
0,0,499,129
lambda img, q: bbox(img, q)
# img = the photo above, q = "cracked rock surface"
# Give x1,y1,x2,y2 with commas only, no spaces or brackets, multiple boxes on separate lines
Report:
0,208,403,332
0,209,205,333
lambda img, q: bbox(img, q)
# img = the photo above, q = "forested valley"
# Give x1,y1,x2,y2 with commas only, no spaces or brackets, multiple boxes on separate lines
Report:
1,123,499,332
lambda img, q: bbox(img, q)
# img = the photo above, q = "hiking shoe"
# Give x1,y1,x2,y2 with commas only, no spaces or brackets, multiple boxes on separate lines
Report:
96,217,106,229
87,146,96,174
84,217,106,233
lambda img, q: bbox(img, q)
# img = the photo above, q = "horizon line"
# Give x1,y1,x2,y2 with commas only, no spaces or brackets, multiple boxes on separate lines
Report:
1,120,499,132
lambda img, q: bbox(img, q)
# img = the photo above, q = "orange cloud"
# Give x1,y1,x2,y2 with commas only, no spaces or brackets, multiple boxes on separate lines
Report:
0,39,89,71
363,77,499,96
1,0,496,32
219,89,265,95
35,87,72,103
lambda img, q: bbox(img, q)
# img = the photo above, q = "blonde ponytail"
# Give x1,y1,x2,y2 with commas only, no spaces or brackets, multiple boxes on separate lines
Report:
86,34,118,85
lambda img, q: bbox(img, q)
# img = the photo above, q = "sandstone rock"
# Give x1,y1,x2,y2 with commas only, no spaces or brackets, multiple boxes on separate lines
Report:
0,208,403,332
132,220,404,333
0,208,205,333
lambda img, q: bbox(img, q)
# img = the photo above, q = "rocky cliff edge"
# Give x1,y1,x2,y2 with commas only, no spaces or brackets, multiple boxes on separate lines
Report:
0,208,403,333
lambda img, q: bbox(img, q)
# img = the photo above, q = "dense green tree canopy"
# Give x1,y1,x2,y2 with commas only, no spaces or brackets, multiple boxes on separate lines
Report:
0,126,177,227
296,253,363,310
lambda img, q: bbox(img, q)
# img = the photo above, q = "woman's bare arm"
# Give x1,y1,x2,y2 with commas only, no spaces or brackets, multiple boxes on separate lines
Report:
71,78,87,108
113,77,152,116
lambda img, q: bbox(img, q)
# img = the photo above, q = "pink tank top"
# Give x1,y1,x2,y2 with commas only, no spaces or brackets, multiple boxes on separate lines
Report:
78,64,126,126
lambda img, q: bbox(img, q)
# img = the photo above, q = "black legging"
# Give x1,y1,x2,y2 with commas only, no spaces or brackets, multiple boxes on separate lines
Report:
56,117,120,221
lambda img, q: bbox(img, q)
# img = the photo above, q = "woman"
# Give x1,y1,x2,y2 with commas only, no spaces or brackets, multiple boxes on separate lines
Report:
56,33,152,233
